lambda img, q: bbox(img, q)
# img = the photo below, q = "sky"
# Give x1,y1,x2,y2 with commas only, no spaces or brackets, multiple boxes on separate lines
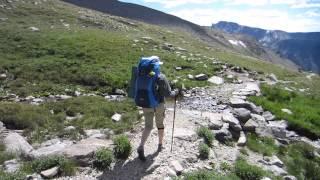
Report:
119,0,320,32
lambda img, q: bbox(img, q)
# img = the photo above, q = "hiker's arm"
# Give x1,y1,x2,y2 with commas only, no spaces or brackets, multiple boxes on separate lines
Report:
158,74,177,97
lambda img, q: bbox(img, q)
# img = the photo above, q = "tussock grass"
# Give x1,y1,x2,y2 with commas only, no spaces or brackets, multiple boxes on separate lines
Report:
247,133,278,156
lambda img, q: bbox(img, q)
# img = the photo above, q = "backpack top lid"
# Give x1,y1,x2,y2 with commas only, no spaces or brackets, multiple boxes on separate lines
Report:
138,56,161,77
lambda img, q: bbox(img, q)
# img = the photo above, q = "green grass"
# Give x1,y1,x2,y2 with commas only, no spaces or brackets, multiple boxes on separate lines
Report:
249,84,320,139
278,142,320,180
234,158,267,180
0,143,15,166
197,127,214,147
247,133,278,156
0,171,25,180
0,96,139,143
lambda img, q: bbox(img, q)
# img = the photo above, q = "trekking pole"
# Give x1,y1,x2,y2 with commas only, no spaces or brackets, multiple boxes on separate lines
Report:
170,95,177,152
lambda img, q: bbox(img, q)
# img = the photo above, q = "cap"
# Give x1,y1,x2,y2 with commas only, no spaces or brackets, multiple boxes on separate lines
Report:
150,56,163,65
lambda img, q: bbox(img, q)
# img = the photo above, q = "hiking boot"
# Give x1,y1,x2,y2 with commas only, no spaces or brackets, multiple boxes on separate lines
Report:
157,144,163,152
137,146,146,161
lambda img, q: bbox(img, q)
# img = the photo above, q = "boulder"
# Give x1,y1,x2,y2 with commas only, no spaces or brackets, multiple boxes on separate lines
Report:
84,129,106,139
174,128,197,142
63,138,112,165
195,74,208,81
111,113,122,122
229,98,249,109
243,119,259,132
233,108,251,123
263,111,276,121
40,166,59,178
202,112,223,130
25,173,43,180
248,103,264,114
222,112,242,132
4,159,20,173
170,160,184,175
4,133,34,156
268,120,288,129
264,155,284,168
214,123,233,142
32,140,73,158
208,76,224,85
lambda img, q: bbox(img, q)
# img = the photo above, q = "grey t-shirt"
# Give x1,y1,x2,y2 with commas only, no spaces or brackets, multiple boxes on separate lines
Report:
156,74,175,102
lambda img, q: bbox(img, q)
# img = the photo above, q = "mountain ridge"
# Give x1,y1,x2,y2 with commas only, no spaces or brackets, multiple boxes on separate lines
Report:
213,21,320,73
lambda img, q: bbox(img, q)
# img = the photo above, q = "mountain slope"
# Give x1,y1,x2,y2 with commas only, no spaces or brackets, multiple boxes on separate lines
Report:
213,21,320,73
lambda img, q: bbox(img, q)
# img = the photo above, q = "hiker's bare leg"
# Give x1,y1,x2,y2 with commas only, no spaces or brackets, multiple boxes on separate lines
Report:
139,128,151,147
139,108,154,148
155,103,165,146
158,129,164,145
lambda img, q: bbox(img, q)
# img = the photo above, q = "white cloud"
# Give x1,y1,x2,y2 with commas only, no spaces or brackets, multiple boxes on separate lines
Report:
170,8,320,32
143,0,215,8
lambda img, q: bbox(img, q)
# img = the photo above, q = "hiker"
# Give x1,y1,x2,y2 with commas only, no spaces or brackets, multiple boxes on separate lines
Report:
134,56,178,161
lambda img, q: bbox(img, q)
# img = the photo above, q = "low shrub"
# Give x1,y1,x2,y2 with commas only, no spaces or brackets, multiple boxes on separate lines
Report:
198,143,210,159
30,156,75,176
94,148,114,170
234,158,266,180
197,127,214,147
220,162,233,172
113,135,132,159
184,170,240,180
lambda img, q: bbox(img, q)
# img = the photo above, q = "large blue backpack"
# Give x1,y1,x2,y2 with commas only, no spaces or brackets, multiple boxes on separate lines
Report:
134,57,161,108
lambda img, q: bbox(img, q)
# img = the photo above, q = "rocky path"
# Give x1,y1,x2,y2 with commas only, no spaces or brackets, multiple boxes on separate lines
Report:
1,65,319,180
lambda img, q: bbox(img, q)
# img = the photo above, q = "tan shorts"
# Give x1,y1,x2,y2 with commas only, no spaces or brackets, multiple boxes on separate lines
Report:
142,103,165,130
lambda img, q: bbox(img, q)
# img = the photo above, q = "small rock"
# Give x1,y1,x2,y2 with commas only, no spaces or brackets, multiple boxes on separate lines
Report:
261,177,272,180
268,73,278,82
29,27,40,32
268,165,287,176
264,155,284,168
25,173,43,180
170,160,184,175
214,124,233,142
263,111,276,121
40,166,59,178
222,112,242,131
112,113,122,122
237,131,246,146
195,74,208,81
283,175,297,180
175,67,182,71
4,159,20,173
64,126,76,131
0,73,7,79
187,74,194,79
243,119,259,132
167,167,177,177
281,108,293,115
208,76,224,85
